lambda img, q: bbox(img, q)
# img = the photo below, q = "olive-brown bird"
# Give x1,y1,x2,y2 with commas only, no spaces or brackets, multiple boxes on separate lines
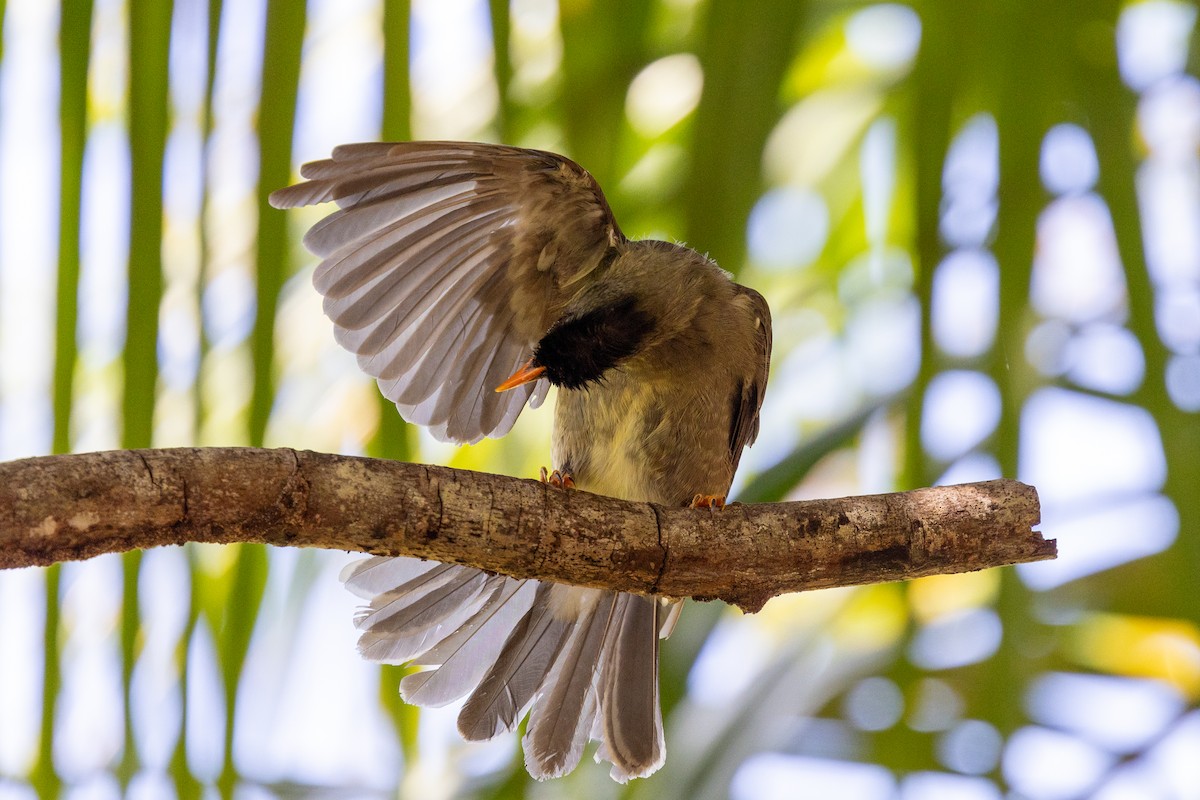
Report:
270,141,771,781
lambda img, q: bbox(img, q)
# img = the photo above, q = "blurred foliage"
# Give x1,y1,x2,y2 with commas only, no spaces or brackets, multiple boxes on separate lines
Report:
1,0,1198,798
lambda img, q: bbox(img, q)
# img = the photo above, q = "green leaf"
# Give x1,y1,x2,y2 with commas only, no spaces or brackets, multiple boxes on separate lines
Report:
31,566,61,798
685,0,811,273
250,0,306,447
124,0,172,451
382,0,412,142
216,544,269,796
53,0,92,455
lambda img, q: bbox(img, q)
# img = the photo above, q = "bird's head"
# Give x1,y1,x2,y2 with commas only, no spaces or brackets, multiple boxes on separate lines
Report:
496,294,656,393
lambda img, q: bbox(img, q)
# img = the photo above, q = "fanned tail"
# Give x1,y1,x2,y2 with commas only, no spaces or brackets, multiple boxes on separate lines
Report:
343,556,668,781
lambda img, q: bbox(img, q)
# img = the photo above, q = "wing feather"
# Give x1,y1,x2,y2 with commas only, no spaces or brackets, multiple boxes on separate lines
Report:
270,141,625,443
304,181,477,258
727,286,773,475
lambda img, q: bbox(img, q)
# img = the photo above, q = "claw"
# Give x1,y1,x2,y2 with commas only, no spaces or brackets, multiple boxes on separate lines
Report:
690,494,725,510
540,467,575,490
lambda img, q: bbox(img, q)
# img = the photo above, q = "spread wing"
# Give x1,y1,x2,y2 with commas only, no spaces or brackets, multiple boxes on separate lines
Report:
270,141,626,443
727,286,772,476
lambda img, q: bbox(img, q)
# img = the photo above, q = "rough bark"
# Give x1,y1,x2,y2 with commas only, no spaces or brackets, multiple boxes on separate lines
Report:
0,447,1053,612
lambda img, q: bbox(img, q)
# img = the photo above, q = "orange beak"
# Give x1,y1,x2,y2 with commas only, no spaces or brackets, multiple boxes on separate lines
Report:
495,358,547,392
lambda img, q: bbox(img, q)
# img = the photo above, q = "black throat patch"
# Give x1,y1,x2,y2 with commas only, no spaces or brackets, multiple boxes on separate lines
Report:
534,295,656,390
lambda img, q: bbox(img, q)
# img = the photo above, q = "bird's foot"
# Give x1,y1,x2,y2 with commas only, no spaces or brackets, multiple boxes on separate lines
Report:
690,494,726,510
539,467,576,490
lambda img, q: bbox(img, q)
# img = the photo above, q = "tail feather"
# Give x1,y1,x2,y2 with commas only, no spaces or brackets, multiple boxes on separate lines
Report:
523,593,616,779
401,578,538,707
341,555,441,599
352,562,459,629
355,570,494,664
659,599,684,639
457,583,576,741
600,594,665,782
411,576,530,666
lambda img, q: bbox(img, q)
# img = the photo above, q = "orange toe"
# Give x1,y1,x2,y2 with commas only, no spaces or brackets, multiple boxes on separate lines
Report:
690,494,725,509
540,467,575,490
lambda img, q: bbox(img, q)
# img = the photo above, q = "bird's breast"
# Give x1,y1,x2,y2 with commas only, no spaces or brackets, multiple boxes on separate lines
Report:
551,371,734,506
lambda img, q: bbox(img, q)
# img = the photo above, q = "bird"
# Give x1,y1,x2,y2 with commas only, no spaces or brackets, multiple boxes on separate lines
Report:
269,141,771,781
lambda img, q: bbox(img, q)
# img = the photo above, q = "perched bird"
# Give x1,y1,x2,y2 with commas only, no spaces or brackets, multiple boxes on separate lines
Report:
270,141,771,781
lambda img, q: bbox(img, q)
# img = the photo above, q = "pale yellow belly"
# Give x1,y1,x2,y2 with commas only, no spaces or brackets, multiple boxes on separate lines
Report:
551,374,733,507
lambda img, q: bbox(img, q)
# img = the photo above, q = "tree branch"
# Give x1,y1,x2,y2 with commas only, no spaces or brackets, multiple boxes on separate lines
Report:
0,447,1052,612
